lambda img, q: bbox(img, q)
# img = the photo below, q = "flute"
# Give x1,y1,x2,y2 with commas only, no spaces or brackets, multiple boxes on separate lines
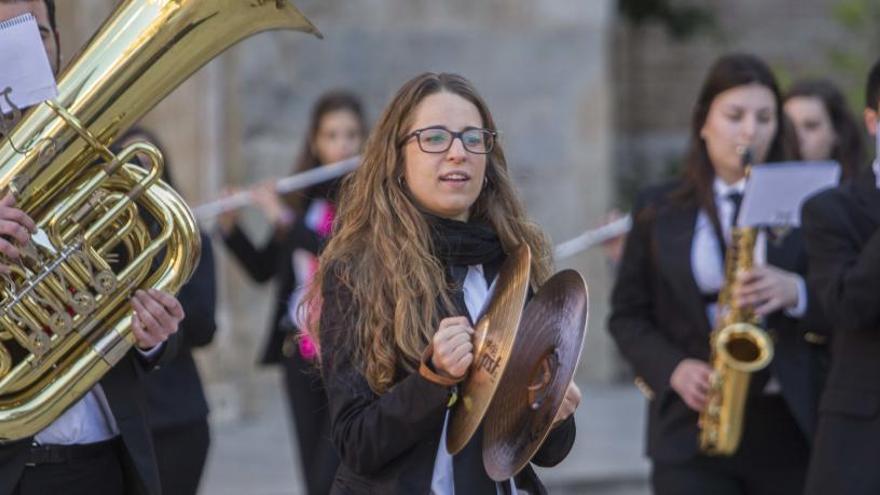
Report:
553,214,632,260
194,155,360,220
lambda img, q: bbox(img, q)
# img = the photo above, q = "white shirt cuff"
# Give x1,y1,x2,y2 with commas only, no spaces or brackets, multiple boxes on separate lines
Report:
784,275,808,318
136,342,164,359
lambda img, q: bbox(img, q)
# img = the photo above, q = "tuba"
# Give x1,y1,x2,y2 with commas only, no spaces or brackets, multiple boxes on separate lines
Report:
697,150,774,455
0,0,320,441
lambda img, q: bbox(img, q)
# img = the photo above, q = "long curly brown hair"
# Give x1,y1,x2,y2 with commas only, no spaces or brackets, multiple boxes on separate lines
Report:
307,72,553,394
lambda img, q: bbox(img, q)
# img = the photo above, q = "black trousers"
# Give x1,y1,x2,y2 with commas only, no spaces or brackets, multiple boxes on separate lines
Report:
652,396,810,495
282,352,339,495
13,439,125,495
153,419,211,495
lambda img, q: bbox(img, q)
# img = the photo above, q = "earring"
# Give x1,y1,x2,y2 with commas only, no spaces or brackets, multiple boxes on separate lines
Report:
397,175,405,188
483,176,489,190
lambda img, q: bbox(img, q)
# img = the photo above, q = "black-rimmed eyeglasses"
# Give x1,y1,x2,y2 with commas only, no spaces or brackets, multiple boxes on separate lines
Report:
400,126,496,154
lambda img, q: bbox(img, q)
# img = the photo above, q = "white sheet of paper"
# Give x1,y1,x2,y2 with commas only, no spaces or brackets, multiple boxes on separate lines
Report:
738,161,841,228
0,13,58,114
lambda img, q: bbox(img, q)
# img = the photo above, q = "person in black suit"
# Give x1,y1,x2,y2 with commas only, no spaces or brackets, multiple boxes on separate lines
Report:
802,58,880,495
116,127,218,495
609,54,827,495
218,91,366,495
0,2,186,494
306,72,580,494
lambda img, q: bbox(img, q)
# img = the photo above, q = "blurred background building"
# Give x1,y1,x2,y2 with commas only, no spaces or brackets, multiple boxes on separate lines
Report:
53,1,880,493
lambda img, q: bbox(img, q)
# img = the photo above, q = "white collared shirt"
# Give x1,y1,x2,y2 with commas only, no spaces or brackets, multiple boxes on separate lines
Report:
35,344,161,445
35,386,119,445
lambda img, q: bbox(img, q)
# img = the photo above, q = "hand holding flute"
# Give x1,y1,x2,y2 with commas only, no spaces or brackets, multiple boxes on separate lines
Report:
216,180,295,235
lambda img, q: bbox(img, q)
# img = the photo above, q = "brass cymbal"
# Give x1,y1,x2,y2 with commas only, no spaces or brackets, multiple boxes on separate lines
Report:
446,244,531,455
483,269,589,481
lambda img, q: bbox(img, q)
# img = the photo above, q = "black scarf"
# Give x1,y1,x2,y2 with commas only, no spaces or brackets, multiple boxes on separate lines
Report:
426,213,504,266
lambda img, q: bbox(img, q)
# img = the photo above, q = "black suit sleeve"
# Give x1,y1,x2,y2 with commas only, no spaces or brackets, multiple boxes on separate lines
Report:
220,223,286,283
176,235,217,348
319,275,450,476
136,332,179,370
788,253,831,339
799,282,828,335
608,194,687,397
767,229,830,337
803,193,880,332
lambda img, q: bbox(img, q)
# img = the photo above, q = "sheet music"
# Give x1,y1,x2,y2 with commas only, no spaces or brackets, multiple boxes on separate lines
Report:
0,13,58,114
738,161,840,228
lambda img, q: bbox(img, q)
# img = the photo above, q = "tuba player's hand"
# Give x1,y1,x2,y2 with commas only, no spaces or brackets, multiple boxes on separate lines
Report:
0,193,36,273
131,289,185,350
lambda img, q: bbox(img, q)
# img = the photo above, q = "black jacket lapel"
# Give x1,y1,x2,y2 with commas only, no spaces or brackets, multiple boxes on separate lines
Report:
655,203,712,334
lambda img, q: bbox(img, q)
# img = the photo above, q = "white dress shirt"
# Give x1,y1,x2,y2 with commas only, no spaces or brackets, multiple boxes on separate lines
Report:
873,159,879,189
430,264,516,495
35,387,119,445
35,344,162,445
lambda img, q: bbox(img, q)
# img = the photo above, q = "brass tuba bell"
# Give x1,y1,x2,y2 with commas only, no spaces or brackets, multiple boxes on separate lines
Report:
0,0,321,441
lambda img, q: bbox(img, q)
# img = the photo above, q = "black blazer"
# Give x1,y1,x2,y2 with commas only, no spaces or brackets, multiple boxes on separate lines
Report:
223,216,323,365
144,233,217,430
609,182,827,463
319,260,576,494
0,341,178,495
801,169,880,494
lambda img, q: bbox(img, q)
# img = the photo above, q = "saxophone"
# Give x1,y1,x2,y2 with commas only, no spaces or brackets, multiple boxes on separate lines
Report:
0,0,320,441
697,151,775,456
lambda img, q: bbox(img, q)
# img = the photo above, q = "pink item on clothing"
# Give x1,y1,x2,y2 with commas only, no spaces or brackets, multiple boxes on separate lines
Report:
298,332,318,361
316,203,335,238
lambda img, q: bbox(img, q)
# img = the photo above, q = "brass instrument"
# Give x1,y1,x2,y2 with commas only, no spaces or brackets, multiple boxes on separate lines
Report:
0,0,320,441
698,150,774,455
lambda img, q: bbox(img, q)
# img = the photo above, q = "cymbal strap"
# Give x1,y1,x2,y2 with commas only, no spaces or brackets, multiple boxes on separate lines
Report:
419,343,464,387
